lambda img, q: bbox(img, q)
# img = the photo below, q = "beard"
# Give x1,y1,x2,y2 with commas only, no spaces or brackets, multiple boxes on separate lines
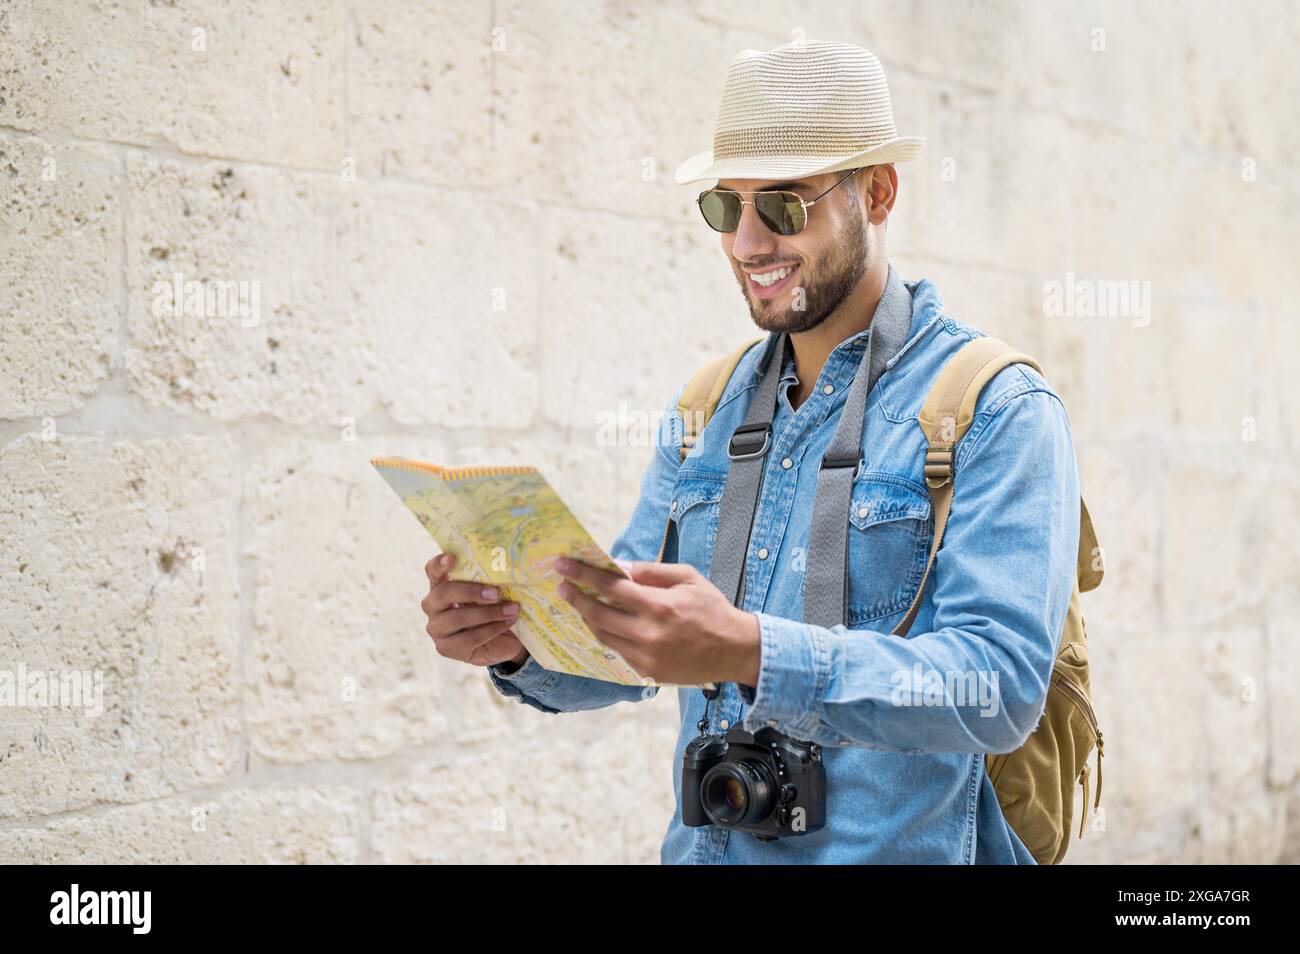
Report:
735,200,868,335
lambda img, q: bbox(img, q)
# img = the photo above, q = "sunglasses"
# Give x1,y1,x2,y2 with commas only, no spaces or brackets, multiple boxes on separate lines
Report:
696,167,862,236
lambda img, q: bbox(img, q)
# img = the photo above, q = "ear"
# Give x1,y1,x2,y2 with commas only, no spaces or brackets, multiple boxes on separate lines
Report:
866,164,898,223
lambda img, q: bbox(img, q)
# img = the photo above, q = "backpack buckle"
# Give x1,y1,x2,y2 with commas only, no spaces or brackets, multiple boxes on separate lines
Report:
820,453,862,480
728,422,771,460
924,443,953,488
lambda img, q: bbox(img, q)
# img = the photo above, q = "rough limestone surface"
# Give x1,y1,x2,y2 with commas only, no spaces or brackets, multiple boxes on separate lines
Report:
1,1,1297,863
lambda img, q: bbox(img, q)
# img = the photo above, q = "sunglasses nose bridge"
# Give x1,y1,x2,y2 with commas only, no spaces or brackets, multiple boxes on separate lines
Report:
731,197,787,252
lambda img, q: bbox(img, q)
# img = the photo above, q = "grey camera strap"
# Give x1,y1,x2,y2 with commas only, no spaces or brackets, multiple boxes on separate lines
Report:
707,265,914,640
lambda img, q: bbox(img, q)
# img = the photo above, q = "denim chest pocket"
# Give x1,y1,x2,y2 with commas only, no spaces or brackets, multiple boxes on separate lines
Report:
667,471,726,576
821,474,932,627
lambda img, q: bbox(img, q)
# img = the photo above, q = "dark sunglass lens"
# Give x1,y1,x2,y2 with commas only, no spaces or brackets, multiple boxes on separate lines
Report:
699,191,742,232
755,192,806,235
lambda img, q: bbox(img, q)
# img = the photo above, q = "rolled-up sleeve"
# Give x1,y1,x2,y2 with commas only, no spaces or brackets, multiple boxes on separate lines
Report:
740,384,1080,754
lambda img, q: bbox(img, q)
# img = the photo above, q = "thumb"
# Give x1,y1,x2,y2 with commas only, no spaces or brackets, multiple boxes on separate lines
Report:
618,559,696,588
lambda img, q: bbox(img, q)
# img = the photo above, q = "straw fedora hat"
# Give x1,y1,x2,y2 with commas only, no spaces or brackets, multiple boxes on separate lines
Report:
674,40,924,185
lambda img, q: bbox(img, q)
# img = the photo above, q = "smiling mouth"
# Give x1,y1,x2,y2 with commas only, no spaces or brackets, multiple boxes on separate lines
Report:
746,263,800,297
747,263,794,285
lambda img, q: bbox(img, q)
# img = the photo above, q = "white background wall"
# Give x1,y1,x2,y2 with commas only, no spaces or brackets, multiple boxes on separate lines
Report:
1,0,1297,863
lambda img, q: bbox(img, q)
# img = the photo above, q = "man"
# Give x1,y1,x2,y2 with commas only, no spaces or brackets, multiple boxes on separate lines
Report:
420,41,1080,863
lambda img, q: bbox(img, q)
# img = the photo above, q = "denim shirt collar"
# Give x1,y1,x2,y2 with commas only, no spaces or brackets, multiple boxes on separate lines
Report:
776,328,869,390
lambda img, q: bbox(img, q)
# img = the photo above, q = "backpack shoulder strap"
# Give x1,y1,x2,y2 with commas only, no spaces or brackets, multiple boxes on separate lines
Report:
895,337,1048,635
915,336,1044,451
655,335,764,563
676,335,766,463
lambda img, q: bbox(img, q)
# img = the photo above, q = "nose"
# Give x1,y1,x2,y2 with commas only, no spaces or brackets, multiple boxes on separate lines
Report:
728,199,779,263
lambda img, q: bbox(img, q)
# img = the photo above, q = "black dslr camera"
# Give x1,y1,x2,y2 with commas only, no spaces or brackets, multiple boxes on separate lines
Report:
681,723,826,840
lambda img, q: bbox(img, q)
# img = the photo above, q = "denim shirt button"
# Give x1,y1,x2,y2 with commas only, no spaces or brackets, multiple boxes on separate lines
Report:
670,499,678,513
822,384,834,395
766,719,779,727
781,456,792,469
719,720,729,729
757,547,769,559
857,506,869,519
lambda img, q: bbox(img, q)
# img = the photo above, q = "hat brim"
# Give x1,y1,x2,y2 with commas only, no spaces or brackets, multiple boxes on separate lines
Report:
673,136,925,185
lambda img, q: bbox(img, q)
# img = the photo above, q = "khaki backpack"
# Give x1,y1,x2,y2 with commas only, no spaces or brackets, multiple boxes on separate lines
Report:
657,334,1105,865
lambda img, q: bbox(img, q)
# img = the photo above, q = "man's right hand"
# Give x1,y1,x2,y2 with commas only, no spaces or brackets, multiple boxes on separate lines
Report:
421,553,530,668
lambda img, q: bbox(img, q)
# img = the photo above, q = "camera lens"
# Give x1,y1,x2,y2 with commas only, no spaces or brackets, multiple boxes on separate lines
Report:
700,760,776,827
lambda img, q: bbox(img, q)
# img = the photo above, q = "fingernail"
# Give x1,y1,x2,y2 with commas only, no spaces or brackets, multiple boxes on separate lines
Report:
481,587,498,601
555,557,571,573
558,582,570,599
502,603,519,616
439,554,451,567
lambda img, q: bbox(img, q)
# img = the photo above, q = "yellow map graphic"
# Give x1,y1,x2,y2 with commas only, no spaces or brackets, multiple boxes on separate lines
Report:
372,458,684,687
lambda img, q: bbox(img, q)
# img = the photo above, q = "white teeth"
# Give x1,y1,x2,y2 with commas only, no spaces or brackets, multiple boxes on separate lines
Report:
752,265,794,287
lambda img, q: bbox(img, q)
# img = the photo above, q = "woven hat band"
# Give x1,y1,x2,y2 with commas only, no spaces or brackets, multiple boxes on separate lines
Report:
713,120,899,161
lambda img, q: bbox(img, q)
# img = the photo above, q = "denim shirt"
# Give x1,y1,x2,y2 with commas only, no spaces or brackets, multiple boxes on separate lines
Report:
488,275,1080,864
